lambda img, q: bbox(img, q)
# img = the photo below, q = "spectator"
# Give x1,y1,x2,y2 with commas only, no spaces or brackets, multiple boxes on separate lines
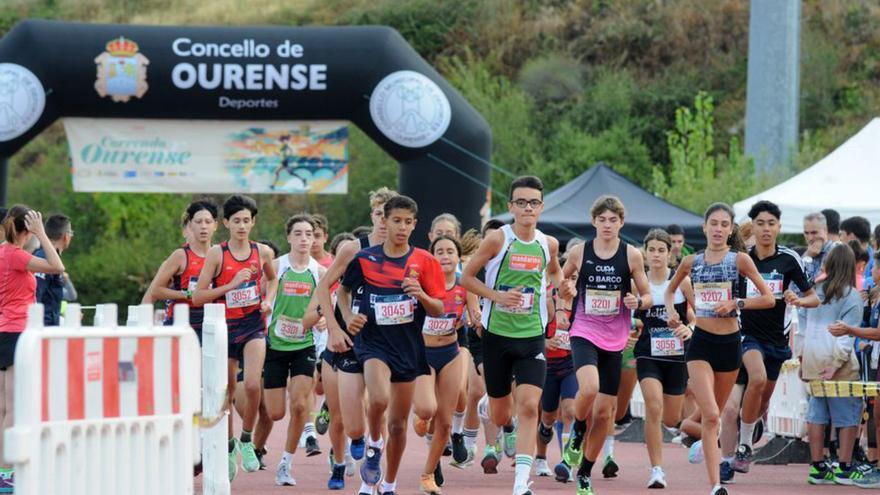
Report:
796,244,863,484
848,240,869,292
841,216,874,289
803,212,835,283
34,214,74,326
0,205,65,489
666,224,692,267
822,208,841,243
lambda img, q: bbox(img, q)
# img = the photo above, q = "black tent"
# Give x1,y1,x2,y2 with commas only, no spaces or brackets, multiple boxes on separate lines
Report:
495,164,706,249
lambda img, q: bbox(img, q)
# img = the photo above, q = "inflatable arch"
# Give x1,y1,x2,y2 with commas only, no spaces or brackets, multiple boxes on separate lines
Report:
0,20,492,242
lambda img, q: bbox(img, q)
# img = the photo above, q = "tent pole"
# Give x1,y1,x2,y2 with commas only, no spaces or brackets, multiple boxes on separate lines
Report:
0,156,7,207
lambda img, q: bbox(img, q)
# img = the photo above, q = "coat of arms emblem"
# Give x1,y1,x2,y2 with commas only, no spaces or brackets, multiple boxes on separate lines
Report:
94,37,149,103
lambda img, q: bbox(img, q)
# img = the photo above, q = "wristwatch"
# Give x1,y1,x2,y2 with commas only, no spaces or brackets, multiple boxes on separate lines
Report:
637,296,644,310
736,298,746,310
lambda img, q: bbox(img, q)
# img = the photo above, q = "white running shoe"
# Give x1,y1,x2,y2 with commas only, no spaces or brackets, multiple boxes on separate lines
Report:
688,440,704,464
535,458,552,477
275,461,297,486
345,451,356,477
512,481,534,495
647,466,667,489
298,430,308,449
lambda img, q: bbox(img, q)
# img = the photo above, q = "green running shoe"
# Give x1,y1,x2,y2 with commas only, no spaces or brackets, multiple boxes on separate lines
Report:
240,440,261,472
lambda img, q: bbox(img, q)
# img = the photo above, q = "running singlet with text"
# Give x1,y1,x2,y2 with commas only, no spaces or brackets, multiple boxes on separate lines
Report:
423,281,467,337
166,243,208,322
691,250,740,319
213,241,262,320
268,257,320,351
635,275,689,361
569,240,632,352
483,225,550,339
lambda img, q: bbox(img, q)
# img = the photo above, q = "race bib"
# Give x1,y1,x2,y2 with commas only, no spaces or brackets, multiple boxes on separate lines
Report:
497,285,535,314
584,289,620,316
555,329,571,351
422,314,457,336
747,273,784,299
694,282,732,316
373,294,415,326
649,327,684,357
275,315,307,342
225,281,259,309
187,276,199,292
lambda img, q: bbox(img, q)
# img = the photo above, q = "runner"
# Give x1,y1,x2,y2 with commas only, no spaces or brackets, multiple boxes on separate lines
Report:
416,235,469,495
263,214,325,486
462,219,504,473
316,187,396,495
461,176,564,495
312,213,334,268
634,229,695,488
719,201,818,482
270,134,308,190
537,269,577,483
338,195,446,495
146,199,218,340
0,206,65,493
192,194,278,481
557,195,652,495
663,202,774,495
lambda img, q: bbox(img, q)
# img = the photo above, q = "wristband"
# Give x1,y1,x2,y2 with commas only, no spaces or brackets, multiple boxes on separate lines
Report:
184,289,192,300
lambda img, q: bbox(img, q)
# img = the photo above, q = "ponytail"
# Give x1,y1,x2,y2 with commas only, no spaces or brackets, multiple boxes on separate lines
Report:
728,223,746,252
3,205,29,244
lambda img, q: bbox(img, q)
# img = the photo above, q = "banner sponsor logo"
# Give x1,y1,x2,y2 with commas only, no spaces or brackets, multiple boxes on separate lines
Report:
66,118,348,194
370,70,450,148
0,63,46,142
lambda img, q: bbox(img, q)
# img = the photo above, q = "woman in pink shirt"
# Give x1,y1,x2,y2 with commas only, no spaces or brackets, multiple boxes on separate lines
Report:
0,205,64,490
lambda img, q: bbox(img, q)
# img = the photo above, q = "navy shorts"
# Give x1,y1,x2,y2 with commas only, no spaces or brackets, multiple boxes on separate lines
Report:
541,355,578,412
355,325,429,383
165,307,205,344
426,342,460,374
736,334,792,384
467,326,483,371
334,348,364,374
227,311,266,363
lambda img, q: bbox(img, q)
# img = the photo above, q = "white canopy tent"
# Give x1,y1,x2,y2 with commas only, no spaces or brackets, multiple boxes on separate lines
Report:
734,118,880,233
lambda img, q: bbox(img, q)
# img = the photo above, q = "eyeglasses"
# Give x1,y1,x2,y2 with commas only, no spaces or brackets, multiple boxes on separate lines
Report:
511,199,543,209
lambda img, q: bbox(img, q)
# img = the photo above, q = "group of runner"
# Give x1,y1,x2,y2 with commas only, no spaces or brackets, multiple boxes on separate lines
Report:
134,175,877,495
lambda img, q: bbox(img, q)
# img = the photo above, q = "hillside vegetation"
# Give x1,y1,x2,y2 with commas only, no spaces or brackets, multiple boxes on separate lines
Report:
1,0,878,306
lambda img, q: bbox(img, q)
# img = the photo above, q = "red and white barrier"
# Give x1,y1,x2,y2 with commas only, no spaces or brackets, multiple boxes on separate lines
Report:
201,304,230,495
5,303,202,495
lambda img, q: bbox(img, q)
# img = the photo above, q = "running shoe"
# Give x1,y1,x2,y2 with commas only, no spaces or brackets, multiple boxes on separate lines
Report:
358,482,374,495
680,434,697,448
451,432,468,463
538,423,554,445
481,446,500,474
512,481,533,495
503,427,517,458
345,451,356,477
535,457,552,476
752,418,764,444
614,409,633,434
835,465,866,486
554,461,572,483
380,491,396,495
299,430,308,449
807,462,835,485
710,486,728,495
576,475,595,495
361,446,382,485
240,441,261,472
477,394,490,422
564,429,585,469
420,473,442,495
306,436,322,457
350,437,366,460
434,462,445,487
688,440,704,464
733,444,752,473
602,455,619,478
228,440,239,481
275,460,296,486
450,447,475,469
720,461,735,484
316,401,331,435
854,468,880,488
328,463,346,490
647,466,667,489
443,440,453,457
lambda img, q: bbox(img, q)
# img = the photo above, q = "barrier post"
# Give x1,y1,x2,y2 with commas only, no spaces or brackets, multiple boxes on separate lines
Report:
63,303,82,329
201,304,230,495
93,304,118,329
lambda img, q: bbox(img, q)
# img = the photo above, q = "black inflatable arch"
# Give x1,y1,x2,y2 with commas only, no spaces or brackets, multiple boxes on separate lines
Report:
0,19,491,243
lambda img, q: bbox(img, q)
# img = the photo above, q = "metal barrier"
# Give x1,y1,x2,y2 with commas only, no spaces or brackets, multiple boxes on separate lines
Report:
4,303,202,495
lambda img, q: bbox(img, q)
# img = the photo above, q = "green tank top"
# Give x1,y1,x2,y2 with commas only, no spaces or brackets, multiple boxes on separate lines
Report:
487,236,547,338
267,265,317,351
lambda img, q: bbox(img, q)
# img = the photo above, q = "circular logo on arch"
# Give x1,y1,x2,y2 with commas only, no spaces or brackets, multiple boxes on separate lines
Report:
0,63,46,142
370,70,451,148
